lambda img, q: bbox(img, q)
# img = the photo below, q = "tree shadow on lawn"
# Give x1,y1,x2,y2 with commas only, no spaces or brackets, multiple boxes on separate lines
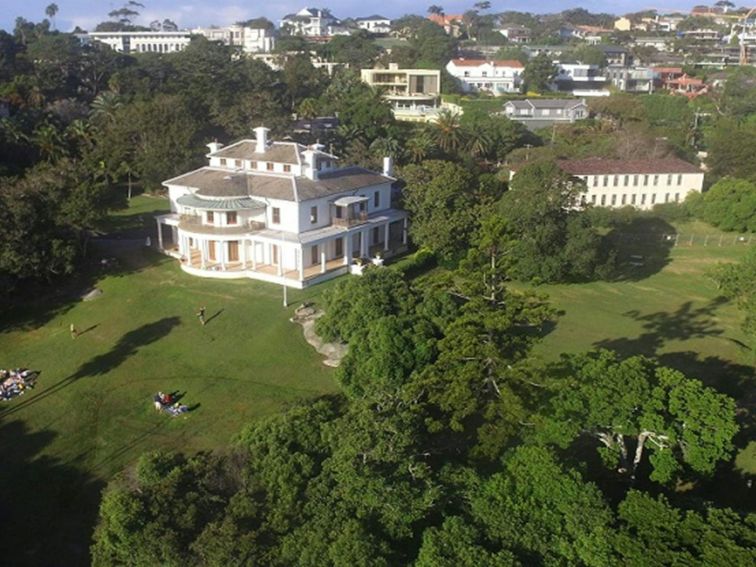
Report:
0,419,104,567
0,247,173,337
602,217,676,282
594,298,728,358
0,317,182,419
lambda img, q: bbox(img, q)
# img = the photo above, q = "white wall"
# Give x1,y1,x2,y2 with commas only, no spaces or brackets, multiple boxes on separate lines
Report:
581,172,704,209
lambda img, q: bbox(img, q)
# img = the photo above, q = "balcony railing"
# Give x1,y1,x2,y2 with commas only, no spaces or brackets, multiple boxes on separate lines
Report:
178,215,266,235
332,210,368,227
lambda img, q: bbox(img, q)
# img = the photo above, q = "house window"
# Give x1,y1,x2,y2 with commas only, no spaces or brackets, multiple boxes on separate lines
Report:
667,174,673,184
220,159,227,167
311,244,319,265
633,175,639,186
272,208,280,224
227,211,237,225
621,194,626,205
592,176,598,187
653,175,659,186
613,175,618,187
235,160,242,168
631,194,637,205
677,175,682,185
250,161,257,169
482,71,488,77
643,175,649,186
335,206,343,219
600,195,606,206
591,195,597,204
464,71,470,77
611,194,617,206
284,164,291,173
310,206,318,224
674,193,680,202
266,162,274,171
207,211,214,224
374,191,380,207
641,194,646,205
335,237,344,257
624,175,629,185
665,193,670,202
603,176,608,187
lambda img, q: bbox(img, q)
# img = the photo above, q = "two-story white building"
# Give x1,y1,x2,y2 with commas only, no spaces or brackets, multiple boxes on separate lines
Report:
557,157,704,210
280,7,347,37
192,24,275,53
446,58,524,95
155,127,408,288
78,31,193,54
355,15,391,34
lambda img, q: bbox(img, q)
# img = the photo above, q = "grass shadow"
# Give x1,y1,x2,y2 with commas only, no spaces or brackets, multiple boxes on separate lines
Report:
0,420,104,567
602,217,677,282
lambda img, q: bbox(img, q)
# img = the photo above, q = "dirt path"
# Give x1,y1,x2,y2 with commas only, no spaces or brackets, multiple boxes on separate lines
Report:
291,306,348,368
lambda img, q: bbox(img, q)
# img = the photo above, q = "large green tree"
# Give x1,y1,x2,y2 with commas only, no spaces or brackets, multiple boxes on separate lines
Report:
537,350,739,483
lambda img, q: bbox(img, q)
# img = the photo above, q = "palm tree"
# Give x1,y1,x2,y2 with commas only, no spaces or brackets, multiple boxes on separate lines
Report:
45,3,59,31
297,97,319,119
91,91,123,124
465,128,493,160
405,133,435,163
432,110,464,154
33,123,66,162
369,136,403,160
66,119,94,150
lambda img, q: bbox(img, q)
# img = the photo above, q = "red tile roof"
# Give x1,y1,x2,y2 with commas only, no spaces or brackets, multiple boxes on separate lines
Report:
449,58,524,68
557,157,701,175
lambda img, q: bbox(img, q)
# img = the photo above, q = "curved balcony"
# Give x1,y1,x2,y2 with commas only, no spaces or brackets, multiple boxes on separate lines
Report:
178,215,265,236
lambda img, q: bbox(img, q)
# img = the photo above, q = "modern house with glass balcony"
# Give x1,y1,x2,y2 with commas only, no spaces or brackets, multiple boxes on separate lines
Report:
155,127,407,288
361,64,441,122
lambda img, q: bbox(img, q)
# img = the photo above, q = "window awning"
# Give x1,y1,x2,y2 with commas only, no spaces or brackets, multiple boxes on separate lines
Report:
333,195,369,206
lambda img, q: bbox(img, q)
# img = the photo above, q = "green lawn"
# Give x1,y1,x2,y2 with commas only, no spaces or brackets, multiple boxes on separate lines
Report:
0,196,338,565
0,198,753,564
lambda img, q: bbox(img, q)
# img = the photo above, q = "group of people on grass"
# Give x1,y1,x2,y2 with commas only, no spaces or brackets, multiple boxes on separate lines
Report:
153,391,190,416
1,369,38,401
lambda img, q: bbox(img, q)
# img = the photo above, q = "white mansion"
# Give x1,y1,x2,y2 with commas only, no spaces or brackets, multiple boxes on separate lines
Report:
156,127,407,288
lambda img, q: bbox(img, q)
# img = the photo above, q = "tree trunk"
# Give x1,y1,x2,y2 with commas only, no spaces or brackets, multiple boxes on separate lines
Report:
631,431,650,481
127,172,132,201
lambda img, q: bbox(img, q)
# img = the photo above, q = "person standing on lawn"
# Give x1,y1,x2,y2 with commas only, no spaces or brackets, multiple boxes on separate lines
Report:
197,306,206,326
70,323,78,339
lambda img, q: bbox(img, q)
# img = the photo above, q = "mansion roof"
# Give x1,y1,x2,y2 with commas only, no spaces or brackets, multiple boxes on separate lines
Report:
164,166,393,202
449,58,524,68
208,141,303,165
558,157,701,176
507,99,586,110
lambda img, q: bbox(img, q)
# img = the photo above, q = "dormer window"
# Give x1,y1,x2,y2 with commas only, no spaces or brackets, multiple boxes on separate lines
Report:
234,160,242,168
206,211,214,224
284,164,291,173
266,163,274,171
227,211,237,225
250,161,257,169
220,159,227,167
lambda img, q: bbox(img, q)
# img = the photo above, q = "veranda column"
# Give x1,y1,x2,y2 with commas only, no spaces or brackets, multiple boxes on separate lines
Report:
241,239,247,269
156,219,163,250
200,239,207,269
383,223,390,252
402,217,408,245
251,241,257,271
321,249,326,273
297,248,304,281
343,235,351,266
360,231,367,258
276,244,282,276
